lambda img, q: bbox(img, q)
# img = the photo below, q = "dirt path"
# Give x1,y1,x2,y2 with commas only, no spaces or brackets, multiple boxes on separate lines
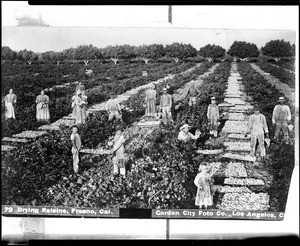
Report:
269,63,295,74
204,62,271,211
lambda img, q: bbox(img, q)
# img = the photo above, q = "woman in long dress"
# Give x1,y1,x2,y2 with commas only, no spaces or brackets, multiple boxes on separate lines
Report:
72,91,88,124
36,90,50,122
5,89,17,119
144,83,157,117
207,96,219,137
194,164,213,209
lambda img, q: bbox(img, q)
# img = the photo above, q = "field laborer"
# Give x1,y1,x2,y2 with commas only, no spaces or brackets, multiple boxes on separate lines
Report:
72,90,88,124
186,82,201,107
272,96,292,141
112,126,126,177
4,89,17,119
207,96,220,137
246,104,269,159
144,83,157,117
106,94,122,121
36,90,50,123
70,125,81,173
178,124,201,142
75,82,85,94
160,88,173,124
194,163,213,209
166,83,175,117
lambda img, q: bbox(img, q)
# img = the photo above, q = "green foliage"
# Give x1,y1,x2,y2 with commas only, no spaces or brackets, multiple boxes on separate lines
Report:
237,61,295,211
165,43,198,61
261,39,294,58
198,44,226,58
228,41,259,58
257,62,295,89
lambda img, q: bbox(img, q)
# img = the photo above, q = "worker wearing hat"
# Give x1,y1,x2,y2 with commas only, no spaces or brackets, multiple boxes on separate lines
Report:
160,87,173,124
246,104,269,159
178,123,201,142
207,96,219,137
272,96,291,141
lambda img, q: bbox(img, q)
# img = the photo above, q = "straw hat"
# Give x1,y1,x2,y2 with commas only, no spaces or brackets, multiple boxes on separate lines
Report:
180,123,191,131
211,96,216,100
278,97,285,102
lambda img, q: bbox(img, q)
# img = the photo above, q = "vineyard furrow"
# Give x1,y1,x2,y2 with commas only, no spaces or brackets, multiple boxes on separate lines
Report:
250,63,295,107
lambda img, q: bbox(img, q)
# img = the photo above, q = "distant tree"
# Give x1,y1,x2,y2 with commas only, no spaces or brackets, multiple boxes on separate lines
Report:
102,45,137,65
17,49,38,65
198,44,226,62
165,43,197,63
1,46,16,64
135,44,165,64
261,39,294,62
227,41,259,60
63,47,77,63
73,44,102,66
41,51,63,65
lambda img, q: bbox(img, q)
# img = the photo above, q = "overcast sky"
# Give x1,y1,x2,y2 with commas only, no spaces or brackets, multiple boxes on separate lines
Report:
1,2,298,52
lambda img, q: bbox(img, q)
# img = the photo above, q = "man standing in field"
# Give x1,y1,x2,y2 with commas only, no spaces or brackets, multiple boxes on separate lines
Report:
106,94,122,121
70,125,81,173
207,96,219,137
160,88,173,125
4,89,17,119
246,104,269,160
272,96,292,142
186,82,201,107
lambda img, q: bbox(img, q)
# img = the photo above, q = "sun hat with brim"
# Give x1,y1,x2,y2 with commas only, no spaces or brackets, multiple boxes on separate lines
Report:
278,97,285,101
163,88,167,91
211,97,216,100
180,124,191,131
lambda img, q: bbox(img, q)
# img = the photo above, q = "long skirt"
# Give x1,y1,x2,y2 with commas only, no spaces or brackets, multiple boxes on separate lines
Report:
36,104,50,121
145,98,156,117
71,147,79,173
195,187,212,207
75,106,86,124
5,102,15,119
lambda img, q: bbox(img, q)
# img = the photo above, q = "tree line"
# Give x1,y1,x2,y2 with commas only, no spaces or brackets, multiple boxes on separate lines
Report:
1,40,295,65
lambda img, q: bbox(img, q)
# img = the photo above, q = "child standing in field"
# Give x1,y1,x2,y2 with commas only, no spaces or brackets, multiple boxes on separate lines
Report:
70,125,81,173
194,163,213,209
112,126,126,177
